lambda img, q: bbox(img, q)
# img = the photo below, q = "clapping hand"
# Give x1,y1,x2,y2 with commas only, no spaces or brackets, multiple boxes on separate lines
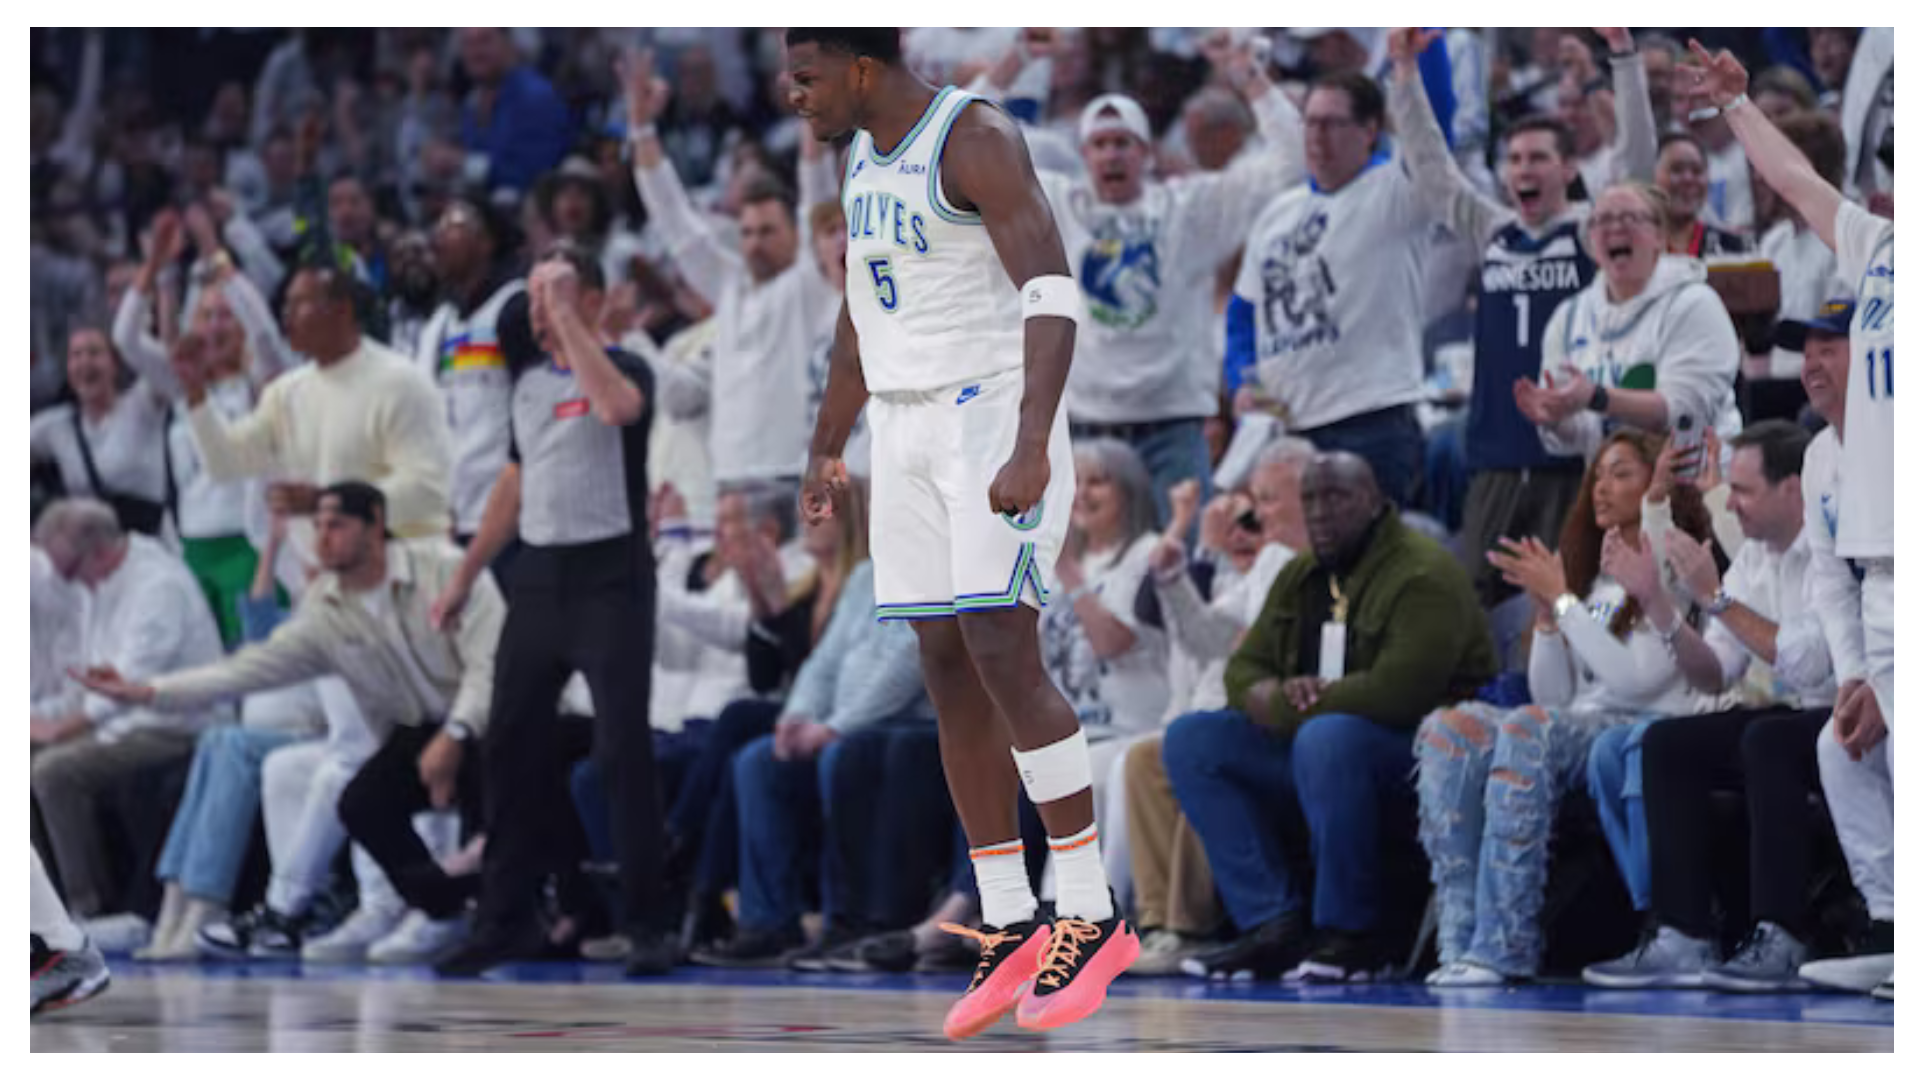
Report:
1514,365,1595,426
1600,526,1662,607
1488,535,1570,608
1664,528,1721,606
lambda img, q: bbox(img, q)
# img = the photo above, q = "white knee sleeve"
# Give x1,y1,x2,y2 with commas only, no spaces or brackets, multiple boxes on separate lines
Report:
1013,729,1093,804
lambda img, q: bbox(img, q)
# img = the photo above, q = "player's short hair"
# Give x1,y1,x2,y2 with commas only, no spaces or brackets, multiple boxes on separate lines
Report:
1729,419,1812,486
785,28,901,64
1775,109,1847,187
540,240,606,292
1506,114,1576,161
1307,70,1386,131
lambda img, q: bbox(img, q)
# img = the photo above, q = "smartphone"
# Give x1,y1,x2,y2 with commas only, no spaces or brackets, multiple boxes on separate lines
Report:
1670,414,1704,480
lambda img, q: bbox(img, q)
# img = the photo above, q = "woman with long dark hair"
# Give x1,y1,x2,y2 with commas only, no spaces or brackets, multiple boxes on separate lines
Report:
1416,430,1718,987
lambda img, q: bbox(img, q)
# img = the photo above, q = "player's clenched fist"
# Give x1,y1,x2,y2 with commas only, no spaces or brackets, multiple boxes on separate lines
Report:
801,454,849,525
988,447,1049,516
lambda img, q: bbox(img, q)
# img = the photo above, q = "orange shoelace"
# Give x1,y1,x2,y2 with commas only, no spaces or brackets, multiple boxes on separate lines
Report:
1033,918,1102,990
941,923,1022,992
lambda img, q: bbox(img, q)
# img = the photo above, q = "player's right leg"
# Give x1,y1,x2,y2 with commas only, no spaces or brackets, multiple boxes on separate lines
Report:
32,848,109,1016
871,388,1050,1039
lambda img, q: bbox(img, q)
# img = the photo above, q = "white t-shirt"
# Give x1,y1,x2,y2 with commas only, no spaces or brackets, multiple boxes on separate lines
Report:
1234,156,1431,431
1833,200,1894,559
1040,533,1169,740
30,386,172,506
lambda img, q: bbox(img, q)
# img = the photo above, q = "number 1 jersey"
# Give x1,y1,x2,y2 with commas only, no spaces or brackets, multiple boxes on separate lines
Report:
1835,200,1894,559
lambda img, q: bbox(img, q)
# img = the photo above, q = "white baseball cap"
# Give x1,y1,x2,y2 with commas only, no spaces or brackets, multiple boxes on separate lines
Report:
1078,93,1153,146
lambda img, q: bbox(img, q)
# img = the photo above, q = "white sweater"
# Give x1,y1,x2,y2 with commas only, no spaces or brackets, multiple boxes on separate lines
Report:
1537,255,1743,459
1529,577,1697,719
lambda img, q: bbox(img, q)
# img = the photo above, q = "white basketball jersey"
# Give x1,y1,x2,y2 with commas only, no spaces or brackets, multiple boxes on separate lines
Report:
843,86,1024,395
1834,202,1893,559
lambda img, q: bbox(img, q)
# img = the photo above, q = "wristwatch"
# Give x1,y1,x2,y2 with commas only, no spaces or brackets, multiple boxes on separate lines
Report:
445,722,475,743
1587,384,1611,413
1552,593,1582,621
1705,587,1734,617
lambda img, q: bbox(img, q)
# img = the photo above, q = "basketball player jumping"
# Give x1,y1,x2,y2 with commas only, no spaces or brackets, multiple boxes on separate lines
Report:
781,28,1138,1036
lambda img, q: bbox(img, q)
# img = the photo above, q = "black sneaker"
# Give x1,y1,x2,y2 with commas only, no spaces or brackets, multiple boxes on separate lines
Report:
1286,929,1399,983
623,928,681,977
1179,911,1310,981
197,904,313,959
433,921,547,978
843,929,917,973
787,921,867,972
915,931,980,973
1012,910,1141,1031
687,924,805,968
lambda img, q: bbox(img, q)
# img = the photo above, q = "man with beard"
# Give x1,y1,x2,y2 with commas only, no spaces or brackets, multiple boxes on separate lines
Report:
383,229,439,359
1163,452,1495,982
416,198,527,550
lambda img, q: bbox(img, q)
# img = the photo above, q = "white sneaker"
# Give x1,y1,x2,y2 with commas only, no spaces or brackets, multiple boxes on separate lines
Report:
79,913,152,956
303,903,407,963
1799,953,1895,995
1582,926,1715,989
1426,961,1509,987
367,910,469,964
1128,929,1203,977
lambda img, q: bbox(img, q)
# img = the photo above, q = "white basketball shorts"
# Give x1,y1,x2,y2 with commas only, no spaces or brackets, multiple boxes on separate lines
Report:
867,365,1076,621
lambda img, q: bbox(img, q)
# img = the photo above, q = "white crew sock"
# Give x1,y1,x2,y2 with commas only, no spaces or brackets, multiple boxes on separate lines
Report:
32,848,86,951
970,840,1038,928
1049,824,1115,922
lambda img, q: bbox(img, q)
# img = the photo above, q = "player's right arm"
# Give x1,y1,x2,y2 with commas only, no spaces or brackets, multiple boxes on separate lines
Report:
802,300,868,525
1687,40,1845,252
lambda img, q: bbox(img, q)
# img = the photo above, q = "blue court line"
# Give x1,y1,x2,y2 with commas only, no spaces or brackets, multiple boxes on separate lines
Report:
109,958,1893,1028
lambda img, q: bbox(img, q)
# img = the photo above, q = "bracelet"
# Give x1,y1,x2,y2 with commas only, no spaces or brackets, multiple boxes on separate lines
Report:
1552,593,1582,621
1588,384,1611,413
1687,93,1748,123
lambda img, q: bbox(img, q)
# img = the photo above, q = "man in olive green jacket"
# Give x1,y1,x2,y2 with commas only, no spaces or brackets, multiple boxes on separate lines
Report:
1164,452,1495,983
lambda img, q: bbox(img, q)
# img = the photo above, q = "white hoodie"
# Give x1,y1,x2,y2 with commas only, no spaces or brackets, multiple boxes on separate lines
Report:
1536,254,1742,461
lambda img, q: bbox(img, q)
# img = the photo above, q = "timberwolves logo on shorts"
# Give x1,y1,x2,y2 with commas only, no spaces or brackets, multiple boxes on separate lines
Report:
1000,498,1045,531
1079,217,1161,330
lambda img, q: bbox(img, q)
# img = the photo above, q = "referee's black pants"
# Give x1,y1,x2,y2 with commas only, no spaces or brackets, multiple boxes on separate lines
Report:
1641,707,1833,944
478,535,668,937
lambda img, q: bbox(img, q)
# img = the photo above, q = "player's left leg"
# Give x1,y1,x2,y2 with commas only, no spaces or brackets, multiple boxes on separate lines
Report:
958,606,1139,1030
32,847,109,1015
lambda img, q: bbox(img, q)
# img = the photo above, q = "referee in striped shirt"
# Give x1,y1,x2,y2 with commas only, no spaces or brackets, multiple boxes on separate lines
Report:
428,243,675,977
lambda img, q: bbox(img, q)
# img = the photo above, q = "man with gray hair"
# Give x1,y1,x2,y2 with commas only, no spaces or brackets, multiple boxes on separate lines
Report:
32,498,231,919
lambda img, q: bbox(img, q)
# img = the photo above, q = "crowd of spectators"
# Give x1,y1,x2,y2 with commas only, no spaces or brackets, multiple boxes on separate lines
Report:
28,26,1894,999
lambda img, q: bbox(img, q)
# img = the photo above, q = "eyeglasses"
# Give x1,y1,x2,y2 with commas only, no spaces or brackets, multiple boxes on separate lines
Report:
1589,211,1658,230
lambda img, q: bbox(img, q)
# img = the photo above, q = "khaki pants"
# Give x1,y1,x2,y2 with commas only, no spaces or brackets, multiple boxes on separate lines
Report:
32,727,199,917
1124,735,1220,935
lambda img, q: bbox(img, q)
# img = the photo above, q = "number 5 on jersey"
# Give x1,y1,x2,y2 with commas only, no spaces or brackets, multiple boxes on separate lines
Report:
867,256,900,313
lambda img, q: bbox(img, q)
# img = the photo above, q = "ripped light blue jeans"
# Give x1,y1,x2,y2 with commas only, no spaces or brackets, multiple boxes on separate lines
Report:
1584,717,1668,913
1415,702,1637,977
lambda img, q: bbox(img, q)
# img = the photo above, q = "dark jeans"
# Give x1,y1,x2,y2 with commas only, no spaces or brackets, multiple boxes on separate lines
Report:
1296,405,1425,510
571,719,713,864
1642,707,1832,941
825,718,961,929
1163,709,1416,934
669,698,780,896
338,723,484,920
478,537,668,937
